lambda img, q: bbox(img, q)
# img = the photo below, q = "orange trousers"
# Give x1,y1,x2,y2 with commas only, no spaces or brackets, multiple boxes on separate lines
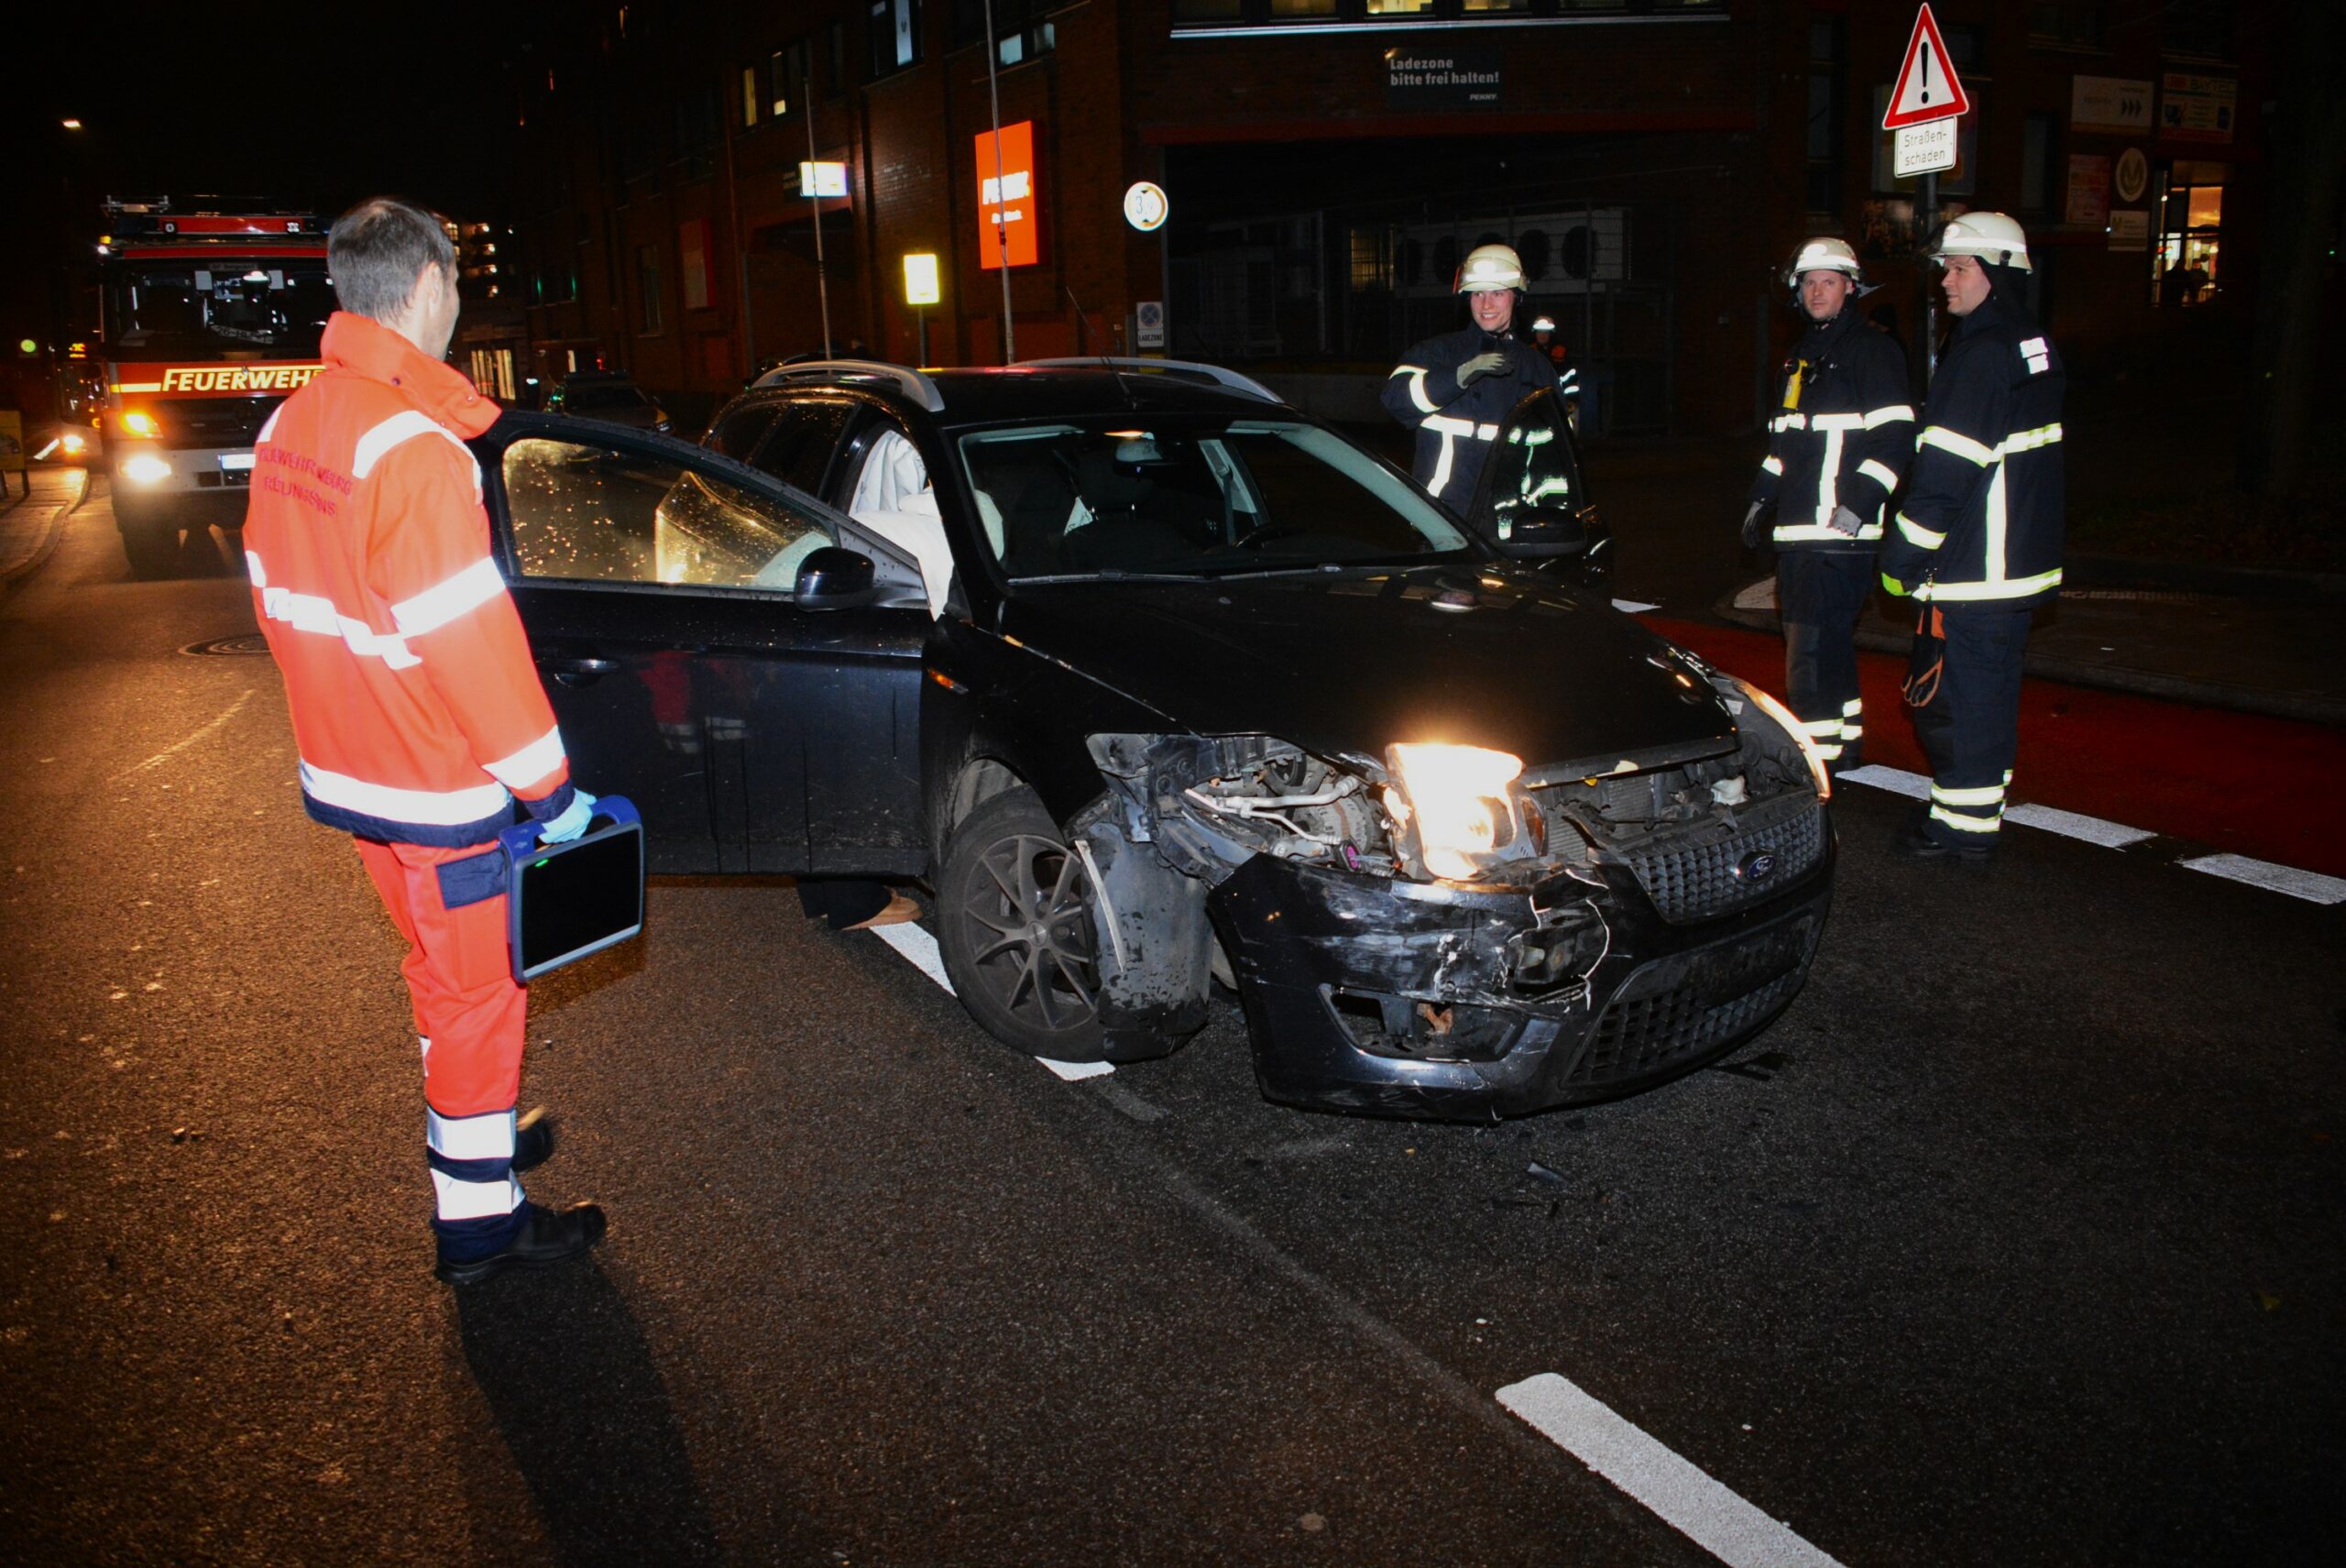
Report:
356,839,526,1118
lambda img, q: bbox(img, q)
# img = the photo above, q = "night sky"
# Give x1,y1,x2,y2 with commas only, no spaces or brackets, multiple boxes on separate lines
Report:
2,3,537,349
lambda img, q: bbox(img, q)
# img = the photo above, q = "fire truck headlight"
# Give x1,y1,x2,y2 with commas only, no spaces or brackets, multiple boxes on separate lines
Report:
120,455,173,485
120,411,159,437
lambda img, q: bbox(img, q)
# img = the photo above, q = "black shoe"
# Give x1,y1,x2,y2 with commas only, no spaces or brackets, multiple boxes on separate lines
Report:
512,1106,554,1174
435,1201,607,1285
1892,822,1996,862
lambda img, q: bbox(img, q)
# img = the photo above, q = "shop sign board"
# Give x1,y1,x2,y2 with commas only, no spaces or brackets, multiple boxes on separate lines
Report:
2107,211,2149,252
2071,76,2154,134
2066,154,2111,228
2160,73,2237,143
976,121,1039,270
1384,49,1502,111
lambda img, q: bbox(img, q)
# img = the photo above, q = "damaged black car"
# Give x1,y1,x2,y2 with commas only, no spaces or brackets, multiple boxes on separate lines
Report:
471,359,1833,1120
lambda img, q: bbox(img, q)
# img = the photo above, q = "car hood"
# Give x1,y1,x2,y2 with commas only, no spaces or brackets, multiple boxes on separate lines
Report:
997,566,1738,773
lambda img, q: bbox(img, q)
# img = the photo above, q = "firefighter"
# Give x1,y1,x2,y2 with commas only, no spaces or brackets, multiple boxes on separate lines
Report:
242,198,607,1282
1527,313,1583,425
1383,243,1559,510
1879,213,2066,861
1744,236,1913,775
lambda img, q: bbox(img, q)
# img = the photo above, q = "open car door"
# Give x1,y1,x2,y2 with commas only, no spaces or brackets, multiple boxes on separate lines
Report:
469,413,934,877
1465,387,1612,591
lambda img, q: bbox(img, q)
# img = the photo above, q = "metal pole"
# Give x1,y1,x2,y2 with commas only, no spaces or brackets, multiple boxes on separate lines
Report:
806,68,833,359
1918,170,1939,389
918,306,928,365
982,0,1015,363
721,94,755,378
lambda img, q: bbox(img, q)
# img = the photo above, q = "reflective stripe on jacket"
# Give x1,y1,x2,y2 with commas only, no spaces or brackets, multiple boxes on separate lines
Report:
1879,294,2067,609
1749,310,1913,550
243,311,574,847
1382,323,1560,509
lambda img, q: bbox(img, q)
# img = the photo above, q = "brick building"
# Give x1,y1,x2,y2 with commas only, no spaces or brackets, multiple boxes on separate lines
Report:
507,0,2267,436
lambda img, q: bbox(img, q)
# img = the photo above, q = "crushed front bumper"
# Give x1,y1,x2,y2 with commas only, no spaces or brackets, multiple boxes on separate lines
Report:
1209,822,1833,1120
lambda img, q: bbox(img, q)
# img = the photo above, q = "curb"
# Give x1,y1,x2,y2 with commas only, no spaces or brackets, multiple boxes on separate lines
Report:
0,469,93,592
1711,578,2346,729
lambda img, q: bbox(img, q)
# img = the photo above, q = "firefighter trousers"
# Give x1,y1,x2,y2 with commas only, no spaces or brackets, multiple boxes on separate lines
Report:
1910,606,2032,847
356,838,529,1252
1777,550,1875,773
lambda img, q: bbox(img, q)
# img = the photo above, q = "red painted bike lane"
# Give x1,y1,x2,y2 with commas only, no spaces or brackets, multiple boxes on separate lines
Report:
1646,617,2346,879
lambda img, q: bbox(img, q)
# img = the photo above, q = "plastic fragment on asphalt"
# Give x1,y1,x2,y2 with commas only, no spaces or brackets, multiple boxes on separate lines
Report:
1497,1373,1847,1568
1039,1057,1113,1081
1526,1161,1567,1186
1611,598,1661,614
2177,854,2346,906
2001,803,2154,848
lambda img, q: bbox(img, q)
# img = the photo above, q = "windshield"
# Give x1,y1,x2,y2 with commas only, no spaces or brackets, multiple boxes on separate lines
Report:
103,261,332,361
565,383,651,412
957,416,1473,579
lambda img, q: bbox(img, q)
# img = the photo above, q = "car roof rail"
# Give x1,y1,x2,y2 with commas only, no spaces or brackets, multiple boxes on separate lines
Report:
1014,357,1284,406
752,358,947,412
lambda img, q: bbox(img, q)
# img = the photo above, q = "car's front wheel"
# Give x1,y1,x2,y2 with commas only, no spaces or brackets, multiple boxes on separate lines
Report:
937,789,1109,1061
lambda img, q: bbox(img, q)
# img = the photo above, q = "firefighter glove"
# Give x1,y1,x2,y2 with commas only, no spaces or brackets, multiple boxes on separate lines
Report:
1741,501,1768,549
1825,504,1866,537
1880,574,1912,598
540,790,598,844
1457,350,1510,386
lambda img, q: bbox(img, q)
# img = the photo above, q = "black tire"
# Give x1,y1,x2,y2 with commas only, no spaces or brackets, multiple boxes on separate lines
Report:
117,503,181,579
936,789,1109,1062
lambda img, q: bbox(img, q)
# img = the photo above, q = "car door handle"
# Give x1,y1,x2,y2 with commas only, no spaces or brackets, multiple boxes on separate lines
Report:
539,655,619,685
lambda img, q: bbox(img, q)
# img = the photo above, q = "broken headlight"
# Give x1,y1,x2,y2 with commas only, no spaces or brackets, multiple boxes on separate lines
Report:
1382,742,1529,883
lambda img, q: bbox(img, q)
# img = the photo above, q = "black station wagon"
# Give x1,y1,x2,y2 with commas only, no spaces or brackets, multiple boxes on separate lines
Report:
467,358,1834,1119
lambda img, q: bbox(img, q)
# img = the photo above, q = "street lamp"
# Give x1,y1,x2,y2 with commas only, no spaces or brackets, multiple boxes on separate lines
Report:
60,119,82,130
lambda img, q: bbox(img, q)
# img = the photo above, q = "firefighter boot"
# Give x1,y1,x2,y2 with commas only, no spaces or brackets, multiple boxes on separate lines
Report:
435,1201,608,1286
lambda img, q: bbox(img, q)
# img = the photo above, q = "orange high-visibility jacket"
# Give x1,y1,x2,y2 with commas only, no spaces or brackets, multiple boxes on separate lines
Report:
243,312,573,847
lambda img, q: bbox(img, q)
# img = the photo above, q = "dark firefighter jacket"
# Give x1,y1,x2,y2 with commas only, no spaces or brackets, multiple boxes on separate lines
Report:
1748,308,1913,550
1879,286,2066,609
1383,323,1560,510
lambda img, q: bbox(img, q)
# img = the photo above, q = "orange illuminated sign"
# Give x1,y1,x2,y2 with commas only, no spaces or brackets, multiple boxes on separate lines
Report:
975,120,1039,270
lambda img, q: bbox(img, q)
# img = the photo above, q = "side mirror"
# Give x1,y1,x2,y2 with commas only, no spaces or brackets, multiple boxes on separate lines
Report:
794,545,878,609
1491,505,1590,560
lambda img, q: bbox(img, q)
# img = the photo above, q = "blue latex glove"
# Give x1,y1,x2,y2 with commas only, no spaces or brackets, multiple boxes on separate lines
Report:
540,789,597,843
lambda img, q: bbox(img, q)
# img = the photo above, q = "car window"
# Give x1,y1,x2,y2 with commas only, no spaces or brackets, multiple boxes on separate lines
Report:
501,435,836,590
956,416,1471,579
747,400,857,497
1482,390,1582,543
707,402,779,462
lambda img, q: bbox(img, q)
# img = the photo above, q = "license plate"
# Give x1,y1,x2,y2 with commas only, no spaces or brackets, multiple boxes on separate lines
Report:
218,453,256,471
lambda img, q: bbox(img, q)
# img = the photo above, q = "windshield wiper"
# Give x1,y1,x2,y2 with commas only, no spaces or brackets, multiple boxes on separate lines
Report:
1012,569,1214,585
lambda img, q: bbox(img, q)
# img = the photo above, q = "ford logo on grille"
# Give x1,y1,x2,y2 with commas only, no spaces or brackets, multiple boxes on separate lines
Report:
1737,850,1780,883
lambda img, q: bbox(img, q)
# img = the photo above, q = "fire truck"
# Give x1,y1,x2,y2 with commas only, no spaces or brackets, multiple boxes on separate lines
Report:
93,199,330,575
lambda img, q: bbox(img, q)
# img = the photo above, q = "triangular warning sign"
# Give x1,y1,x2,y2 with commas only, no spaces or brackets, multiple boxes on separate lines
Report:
1883,4,1971,129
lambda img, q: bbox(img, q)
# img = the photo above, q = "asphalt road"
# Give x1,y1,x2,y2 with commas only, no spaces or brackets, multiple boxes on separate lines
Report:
3,494,2341,1567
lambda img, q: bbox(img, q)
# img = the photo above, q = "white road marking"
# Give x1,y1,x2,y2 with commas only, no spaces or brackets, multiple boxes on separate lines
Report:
1497,1374,1847,1568
1612,598,1661,614
1840,764,2343,904
110,689,254,783
2176,854,2346,906
866,921,1116,1078
2001,803,2154,848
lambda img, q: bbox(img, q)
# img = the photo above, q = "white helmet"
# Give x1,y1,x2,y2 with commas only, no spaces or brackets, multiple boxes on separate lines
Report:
1454,243,1526,293
1933,211,2032,272
1783,236,1864,290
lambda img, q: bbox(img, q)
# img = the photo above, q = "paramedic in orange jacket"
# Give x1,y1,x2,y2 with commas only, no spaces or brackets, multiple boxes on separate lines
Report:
243,197,605,1285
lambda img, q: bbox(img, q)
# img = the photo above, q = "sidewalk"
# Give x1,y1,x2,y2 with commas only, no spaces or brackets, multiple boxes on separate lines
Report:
1715,565,2344,727
0,466,92,588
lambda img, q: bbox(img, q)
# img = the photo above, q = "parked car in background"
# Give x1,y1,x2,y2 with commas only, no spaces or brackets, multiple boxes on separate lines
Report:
543,370,671,433
466,358,1833,1120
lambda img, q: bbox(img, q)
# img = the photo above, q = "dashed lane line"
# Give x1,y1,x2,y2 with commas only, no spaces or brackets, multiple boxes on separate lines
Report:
1838,763,2345,905
1498,1375,1847,1568
867,920,1114,1080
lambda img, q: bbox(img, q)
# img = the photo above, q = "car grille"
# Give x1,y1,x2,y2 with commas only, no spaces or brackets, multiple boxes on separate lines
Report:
1566,915,1817,1091
1618,794,1825,925
158,397,280,448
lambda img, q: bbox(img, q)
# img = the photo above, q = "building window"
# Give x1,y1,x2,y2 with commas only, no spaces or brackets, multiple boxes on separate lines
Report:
870,0,920,77
637,244,663,334
827,19,850,93
2019,113,2058,218
741,66,759,127
1171,1,1726,29
954,0,1057,63
1805,18,1845,218
1365,0,1437,15
2027,4,2101,49
2163,0,2231,60
772,40,811,116
677,84,718,181
2153,170,2223,308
